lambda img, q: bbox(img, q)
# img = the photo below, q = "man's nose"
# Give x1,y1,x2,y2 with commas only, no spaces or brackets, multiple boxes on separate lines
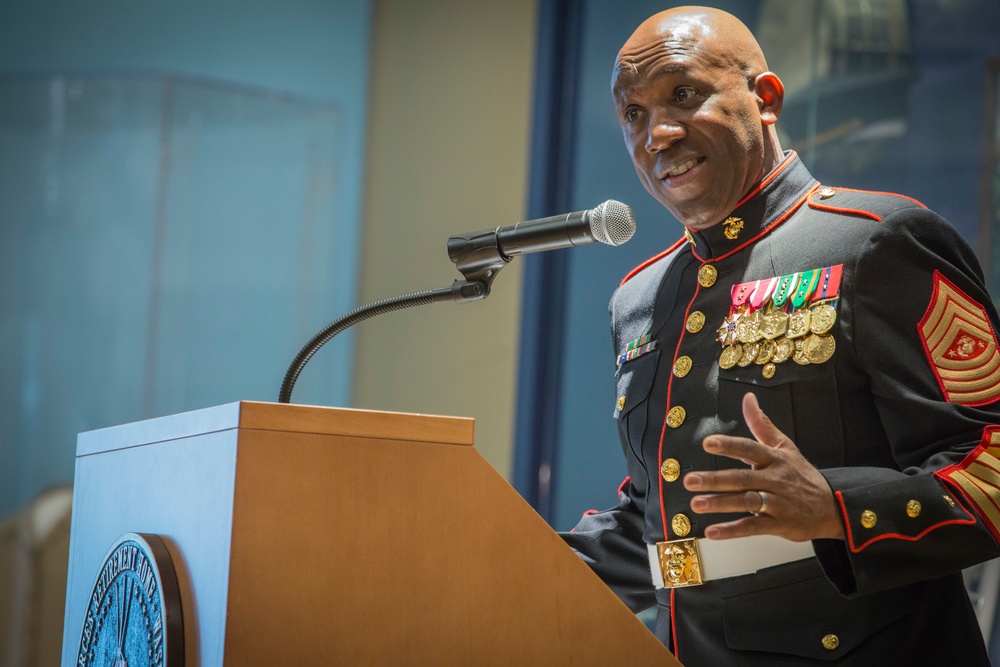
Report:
646,115,685,153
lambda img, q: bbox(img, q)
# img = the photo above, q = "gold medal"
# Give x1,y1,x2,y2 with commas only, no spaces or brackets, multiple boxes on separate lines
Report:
737,310,763,344
809,303,837,334
738,342,759,367
793,338,811,365
698,264,718,288
786,308,811,339
759,310,789,339
803,333,836,364
719,344,743,369
755,339,776,365
772,337,794,363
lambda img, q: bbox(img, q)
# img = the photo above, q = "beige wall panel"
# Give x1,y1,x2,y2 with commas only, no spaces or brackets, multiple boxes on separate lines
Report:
356,0,537,478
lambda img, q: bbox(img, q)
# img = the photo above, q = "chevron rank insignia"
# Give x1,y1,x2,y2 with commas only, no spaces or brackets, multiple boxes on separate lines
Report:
939,427,1000,541
918,271,1000,406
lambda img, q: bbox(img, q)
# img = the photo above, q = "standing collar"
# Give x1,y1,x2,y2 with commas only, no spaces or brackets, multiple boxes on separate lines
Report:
687,151,817,261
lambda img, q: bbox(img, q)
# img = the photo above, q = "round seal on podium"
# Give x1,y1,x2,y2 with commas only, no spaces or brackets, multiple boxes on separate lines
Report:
77,533,184,667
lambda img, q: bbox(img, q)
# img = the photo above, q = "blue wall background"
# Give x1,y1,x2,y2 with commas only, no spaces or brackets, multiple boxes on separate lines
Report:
0,0,373,517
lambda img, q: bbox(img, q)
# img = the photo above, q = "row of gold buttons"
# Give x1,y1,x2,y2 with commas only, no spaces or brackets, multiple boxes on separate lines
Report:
664,264,718,538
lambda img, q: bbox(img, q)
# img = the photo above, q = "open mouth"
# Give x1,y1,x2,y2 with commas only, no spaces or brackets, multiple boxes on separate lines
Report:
664,157,703,178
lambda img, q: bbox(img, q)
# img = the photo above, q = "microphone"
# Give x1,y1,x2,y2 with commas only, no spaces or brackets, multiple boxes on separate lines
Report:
448,200,636,263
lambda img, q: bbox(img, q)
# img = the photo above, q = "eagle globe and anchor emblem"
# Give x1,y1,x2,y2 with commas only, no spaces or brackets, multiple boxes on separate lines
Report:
77,533,184,667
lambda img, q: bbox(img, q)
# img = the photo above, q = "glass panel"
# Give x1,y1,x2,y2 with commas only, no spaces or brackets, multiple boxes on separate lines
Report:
0,74,350,516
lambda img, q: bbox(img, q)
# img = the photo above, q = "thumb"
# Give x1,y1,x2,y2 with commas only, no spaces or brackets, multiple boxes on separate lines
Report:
742,392,793,450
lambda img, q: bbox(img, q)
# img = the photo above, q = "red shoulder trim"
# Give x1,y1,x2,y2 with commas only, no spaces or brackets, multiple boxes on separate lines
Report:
829,186,926,209
620,237,685,286
807,186,927,222
618,475,631,497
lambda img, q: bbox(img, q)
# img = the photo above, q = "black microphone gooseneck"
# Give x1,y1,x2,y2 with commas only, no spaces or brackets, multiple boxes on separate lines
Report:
277,200,635,404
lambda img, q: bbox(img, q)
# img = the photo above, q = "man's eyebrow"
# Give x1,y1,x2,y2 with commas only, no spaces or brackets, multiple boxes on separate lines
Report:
612,59,691,96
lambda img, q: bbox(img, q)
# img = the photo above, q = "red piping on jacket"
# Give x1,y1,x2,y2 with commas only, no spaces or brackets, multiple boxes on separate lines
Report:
834,490,976,553
807,187,927,222
620,152,800,287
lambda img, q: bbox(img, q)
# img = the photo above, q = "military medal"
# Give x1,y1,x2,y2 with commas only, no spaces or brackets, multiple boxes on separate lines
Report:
793,338,811,365
786,308,811,338
809,302,837,334
755,340,776,365
803,333,836,364
719,344,743,369
771,273,800,308
738,342,759,367
759,310,789,339
717,312,741,346
714,264,844,373
790,269,820,309
737,310,763,344
749,276,779,310
772,338,794,363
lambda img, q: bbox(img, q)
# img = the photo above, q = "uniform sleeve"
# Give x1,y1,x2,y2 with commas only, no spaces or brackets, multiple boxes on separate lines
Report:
814,206,1000,596
559,475,657,612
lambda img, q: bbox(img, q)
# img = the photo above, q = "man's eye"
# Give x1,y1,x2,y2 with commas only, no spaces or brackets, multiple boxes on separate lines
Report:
624,108,640,123
674,87,697,103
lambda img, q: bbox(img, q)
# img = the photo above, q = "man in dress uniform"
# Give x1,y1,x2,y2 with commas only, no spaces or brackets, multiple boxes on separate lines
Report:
561,6,1000,665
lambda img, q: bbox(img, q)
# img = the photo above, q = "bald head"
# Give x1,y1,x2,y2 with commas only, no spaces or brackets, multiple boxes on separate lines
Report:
614,7,768,95
610,7,785,229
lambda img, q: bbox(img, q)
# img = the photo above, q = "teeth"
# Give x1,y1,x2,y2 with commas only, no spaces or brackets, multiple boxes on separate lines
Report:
668,158,699,177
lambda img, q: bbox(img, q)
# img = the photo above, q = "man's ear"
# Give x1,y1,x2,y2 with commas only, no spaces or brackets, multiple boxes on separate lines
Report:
755,72,784,125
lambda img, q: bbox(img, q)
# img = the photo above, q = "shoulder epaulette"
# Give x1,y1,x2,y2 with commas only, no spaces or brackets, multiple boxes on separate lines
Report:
807,186,926,222
620,237,686,286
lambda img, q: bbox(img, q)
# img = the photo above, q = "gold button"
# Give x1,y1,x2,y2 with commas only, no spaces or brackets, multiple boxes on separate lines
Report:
906,500,922,518
861,510,877,529
697,264,717,288
822,634,840,651
617,395,626,411
762,362,776,379
661,458,680,482
673,356,693,378
666,406,686,428
943,495,955,508
672,513,691,537
819,187,836,200
686,311,706,333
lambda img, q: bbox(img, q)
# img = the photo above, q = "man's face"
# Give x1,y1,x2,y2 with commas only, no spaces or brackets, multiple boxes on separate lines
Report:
613,26,768,229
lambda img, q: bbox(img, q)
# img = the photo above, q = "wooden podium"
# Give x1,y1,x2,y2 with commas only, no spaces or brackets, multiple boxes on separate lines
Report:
61,401,678,665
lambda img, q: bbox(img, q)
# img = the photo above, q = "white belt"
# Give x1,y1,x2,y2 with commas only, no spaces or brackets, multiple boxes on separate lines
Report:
648,535,815,588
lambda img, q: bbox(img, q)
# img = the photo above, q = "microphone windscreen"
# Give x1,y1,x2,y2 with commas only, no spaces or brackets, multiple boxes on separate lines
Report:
589,200,636,246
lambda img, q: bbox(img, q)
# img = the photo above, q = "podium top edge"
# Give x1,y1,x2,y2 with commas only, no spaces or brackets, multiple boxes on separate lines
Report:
77,402,476,456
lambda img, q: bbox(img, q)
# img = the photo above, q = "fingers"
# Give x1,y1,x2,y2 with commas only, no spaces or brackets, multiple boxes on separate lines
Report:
700,433,776,468
690,490,764,515
703,516,770,540
742,392,794,450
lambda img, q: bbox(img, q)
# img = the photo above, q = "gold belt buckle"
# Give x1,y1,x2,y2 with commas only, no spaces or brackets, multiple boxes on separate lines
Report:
657,538,704,588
